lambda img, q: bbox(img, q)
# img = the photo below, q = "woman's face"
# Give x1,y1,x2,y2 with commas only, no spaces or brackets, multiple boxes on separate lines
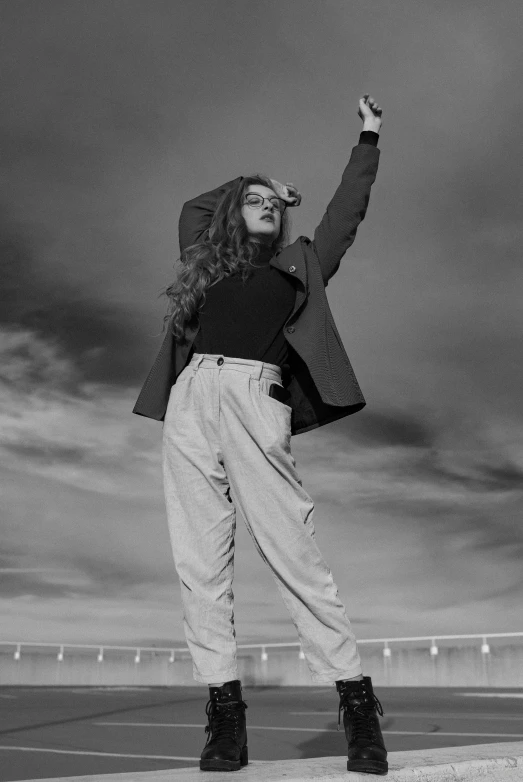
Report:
240,184,282,245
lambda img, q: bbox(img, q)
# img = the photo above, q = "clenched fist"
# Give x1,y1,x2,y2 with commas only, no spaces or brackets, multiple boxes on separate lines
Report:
269,179,302,208
358,94,383,133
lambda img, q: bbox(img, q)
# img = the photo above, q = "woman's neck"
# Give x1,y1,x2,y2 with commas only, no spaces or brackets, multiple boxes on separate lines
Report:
253,239,274,253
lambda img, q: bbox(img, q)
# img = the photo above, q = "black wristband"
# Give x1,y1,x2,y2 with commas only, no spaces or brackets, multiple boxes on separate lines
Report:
359,130,379,147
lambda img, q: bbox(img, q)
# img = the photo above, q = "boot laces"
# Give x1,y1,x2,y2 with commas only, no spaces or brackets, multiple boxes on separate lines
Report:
204,698,248,746
337,683,384,735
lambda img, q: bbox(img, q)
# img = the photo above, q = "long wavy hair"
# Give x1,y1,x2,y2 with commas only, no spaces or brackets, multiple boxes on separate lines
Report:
158,174,292,345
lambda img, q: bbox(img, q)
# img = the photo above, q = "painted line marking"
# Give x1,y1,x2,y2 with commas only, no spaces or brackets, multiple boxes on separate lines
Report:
70,687,154,693
455,693,523,698
93,721,523,738
290,711,523,721
0,745,200,761
382,731,523,738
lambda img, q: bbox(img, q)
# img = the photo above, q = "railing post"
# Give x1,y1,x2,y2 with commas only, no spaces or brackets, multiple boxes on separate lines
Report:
383,641,391,685
481,635,491,687
13,644,21,661
260,646,268,685
430,638,438,686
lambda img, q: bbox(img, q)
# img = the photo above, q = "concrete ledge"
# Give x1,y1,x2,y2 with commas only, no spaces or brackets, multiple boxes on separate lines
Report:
27,741,523,781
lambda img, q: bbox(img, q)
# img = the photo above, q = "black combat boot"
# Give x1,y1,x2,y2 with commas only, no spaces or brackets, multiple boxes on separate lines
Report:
200,679,248,772
335,676,388,775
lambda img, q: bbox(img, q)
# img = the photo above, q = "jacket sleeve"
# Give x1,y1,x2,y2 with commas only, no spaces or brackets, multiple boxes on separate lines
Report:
178,176,243,254
311,137,380,285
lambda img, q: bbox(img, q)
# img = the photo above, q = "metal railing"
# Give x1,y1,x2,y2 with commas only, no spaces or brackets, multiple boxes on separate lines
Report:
2,631,523,663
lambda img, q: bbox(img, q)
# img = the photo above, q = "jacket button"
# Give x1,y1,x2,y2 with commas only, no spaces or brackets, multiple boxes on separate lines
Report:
217,357,224,365
288,265,296,272
287,326,295,333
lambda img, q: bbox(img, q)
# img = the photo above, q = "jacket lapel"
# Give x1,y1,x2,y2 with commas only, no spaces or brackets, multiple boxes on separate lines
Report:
270,238,308,319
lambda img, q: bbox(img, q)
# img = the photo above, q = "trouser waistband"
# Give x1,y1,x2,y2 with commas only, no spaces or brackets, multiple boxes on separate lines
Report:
188,353,283,384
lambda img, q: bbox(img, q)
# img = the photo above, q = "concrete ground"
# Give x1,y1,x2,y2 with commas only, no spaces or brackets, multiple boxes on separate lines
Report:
0,686,522,781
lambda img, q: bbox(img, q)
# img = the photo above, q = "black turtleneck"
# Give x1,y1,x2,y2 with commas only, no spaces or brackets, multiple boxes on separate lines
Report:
192,241,295,369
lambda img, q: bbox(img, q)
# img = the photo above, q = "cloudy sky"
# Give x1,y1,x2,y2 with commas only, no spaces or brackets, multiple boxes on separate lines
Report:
1,0,522,653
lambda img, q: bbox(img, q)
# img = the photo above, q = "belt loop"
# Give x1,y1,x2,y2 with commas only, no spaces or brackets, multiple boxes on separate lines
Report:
194,353,205,370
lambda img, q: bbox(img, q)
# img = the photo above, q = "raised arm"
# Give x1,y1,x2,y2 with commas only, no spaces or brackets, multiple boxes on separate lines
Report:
178,176,243,254
311,131,380,284
311,94,383,285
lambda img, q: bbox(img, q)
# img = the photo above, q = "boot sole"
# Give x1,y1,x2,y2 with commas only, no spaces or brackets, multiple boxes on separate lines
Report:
200,744,248,771
347,758,388,775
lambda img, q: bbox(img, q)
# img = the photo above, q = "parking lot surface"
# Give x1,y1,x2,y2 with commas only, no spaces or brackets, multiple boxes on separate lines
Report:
1,686,522,781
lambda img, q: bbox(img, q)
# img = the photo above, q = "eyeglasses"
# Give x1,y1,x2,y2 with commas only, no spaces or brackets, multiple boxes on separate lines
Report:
243,193,286,214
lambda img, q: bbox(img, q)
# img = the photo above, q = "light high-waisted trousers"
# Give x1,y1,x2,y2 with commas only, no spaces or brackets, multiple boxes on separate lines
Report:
162,353,362,685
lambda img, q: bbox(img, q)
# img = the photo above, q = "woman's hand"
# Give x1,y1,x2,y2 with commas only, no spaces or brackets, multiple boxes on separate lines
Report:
358,93,383,133
270,179,302,207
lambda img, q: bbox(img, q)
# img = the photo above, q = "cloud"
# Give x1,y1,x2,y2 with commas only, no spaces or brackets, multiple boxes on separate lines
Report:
0,0,522,646
347,409,436,448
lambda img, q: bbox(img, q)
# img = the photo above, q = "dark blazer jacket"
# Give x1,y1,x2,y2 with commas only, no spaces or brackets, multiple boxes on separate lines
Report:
132,141,380,436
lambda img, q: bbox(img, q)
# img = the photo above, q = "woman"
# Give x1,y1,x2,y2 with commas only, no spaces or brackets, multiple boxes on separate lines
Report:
133,94,387,774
